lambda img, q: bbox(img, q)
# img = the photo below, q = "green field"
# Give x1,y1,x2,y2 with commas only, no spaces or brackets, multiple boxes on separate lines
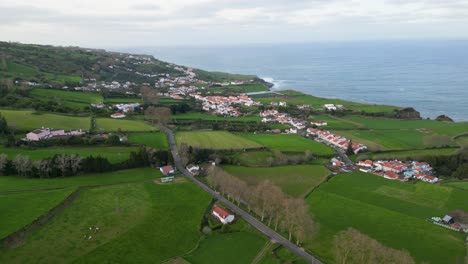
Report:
1,62,82,83
341,116,468,136
104,97,142,103
0,167,160,192
0,146,138,163
0,110,90,131
257,90,401,114
259,244,309,264
0,188,75,239
176,131,262,150
31,88,103,109
306,172,468,264
210,83,268,93
127,132,168,149
0,181,212,263
337,129,458,151
443,181,468,190
241,134,335,155
309,114,362,129
173,112,261,122
353,147,459,161
95,118,156,132
185,231,267,264
224,165,330,197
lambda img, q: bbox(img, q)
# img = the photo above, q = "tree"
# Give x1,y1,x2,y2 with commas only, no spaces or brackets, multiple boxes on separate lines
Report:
55,154,70,177
35,159,53,178
346,140,354,155
145,106,172,126
13,155,33,177
178,143,190,166
334,228,415,264
0,154,8,175
141,86,159,105
0,113,8,134
107,134,121,145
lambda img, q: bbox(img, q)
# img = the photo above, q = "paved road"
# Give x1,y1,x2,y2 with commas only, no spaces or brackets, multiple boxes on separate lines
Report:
161,126,322,264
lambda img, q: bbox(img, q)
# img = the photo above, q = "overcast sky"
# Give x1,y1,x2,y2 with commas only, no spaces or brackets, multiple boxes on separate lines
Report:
1,0,468,48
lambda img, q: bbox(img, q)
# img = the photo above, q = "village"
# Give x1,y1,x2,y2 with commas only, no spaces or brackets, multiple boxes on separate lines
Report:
356,159,439,183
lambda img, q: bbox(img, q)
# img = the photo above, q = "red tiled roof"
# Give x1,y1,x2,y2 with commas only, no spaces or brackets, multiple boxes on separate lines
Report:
213,206,232,219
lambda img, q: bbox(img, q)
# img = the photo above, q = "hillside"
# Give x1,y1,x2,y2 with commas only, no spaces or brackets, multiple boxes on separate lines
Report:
0,41,256,86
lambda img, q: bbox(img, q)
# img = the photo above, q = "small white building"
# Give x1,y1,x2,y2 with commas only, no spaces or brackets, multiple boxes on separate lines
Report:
25,128,84,141
324,104,337,111
212,205,235,224
186,164,200,175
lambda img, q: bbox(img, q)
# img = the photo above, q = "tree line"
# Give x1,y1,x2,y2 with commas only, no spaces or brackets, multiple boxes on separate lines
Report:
334,228,415,264
0,147,171,178
206,166,315,246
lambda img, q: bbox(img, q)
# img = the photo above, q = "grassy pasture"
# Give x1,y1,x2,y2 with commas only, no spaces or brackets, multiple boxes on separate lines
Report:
0,188,75,239
185,231,267,264
127,132,168,149
31,88,103,106
259,244,309,264
210,83,268,93
2,62,82,83
0,110,90,131
337,129,458,151
309,114,362,129
224,165,330,197
306,172,468,264
0,146,138,164
443,181,468,190
342,116,468,136
353,147,459,161
173,112,261,122
257,90,400,114
176,131,262,150
0,167,160,193
104,97,142,103
241,133,335,155
95,118,156,132
228,151,275,167
0,182,211,263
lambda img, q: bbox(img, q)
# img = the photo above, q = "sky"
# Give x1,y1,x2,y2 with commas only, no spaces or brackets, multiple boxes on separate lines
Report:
1,0,468,47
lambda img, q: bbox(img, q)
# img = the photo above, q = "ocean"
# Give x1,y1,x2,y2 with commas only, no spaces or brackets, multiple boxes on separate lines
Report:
124,40,468,121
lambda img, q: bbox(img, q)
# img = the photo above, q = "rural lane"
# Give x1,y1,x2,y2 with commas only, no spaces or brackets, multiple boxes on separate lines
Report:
161,126,323,264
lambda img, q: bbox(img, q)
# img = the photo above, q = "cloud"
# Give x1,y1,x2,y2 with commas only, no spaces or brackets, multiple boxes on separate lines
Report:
0,0,467,46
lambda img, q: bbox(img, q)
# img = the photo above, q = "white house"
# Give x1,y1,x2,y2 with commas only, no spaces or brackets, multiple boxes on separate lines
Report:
212,205,235,224
186,164,200,175
324,104,337,111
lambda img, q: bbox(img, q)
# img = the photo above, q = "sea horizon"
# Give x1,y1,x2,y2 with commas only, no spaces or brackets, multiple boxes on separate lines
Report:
121,40,468,121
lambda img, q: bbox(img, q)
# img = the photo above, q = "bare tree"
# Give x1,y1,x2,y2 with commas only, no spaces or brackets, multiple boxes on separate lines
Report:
69,154,83,175
13,155,33,177
178,143,190,166
0,154,8,175
141,86,160,105
145,106,172,126
334,228,415,264
55,154,69,177
35,159,52,178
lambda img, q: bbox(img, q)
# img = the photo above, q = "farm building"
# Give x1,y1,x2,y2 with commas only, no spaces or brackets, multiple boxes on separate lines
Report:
160,165,175,176
212,205,235,224
25,128,85,141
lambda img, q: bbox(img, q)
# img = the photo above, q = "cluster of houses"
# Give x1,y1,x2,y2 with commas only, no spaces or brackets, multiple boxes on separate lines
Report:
193,94,261,117
307,128,367,154
357,159,439,183
260,110,307,133
25,128,85,141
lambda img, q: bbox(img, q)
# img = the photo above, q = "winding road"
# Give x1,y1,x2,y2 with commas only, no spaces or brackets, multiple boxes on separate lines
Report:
161,126,322,264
